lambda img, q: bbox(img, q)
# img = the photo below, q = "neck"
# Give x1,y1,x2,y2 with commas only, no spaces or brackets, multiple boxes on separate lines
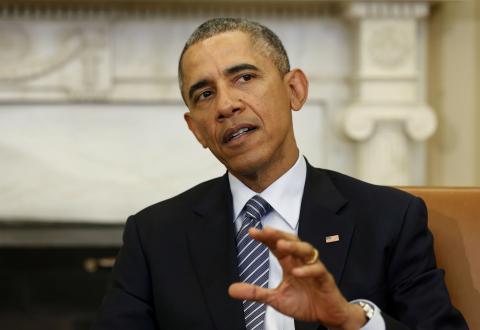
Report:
231,148,300,193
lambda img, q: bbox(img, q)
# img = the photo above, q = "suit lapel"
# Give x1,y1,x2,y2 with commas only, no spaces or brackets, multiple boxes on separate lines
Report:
295,164,355,330
186,175,246,330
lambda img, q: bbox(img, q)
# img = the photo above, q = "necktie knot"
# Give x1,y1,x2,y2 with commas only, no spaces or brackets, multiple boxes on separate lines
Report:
244,195,272,223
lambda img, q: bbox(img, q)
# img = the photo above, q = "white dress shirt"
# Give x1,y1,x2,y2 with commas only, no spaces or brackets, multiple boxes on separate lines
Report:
228,155,385,330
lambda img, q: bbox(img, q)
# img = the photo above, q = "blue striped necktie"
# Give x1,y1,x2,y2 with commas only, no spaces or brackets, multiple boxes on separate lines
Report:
236,195,272,330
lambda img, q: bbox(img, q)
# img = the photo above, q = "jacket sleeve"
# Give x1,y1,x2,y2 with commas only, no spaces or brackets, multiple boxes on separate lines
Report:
384,196,467,329
92,216,158,330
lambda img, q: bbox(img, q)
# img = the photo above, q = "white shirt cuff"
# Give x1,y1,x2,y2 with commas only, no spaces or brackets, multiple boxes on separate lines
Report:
349,299,385,330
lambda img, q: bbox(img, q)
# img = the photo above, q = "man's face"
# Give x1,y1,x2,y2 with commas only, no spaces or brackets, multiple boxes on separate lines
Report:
181,31,301,178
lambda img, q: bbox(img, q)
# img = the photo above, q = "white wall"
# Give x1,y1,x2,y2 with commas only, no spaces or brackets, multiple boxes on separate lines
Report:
428,1,480,186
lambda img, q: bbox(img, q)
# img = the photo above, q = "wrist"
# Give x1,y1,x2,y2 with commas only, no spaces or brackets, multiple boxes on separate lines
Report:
335,303,368,330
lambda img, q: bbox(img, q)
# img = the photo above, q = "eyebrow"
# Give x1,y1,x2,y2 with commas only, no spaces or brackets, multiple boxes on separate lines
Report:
224,63,260,75
187,63,260,102
188,79,210,101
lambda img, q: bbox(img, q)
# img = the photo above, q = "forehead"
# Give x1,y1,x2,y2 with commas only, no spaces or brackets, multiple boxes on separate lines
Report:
181,31,273,85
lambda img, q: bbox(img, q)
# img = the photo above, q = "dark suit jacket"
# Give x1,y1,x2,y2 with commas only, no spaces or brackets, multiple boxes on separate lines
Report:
93,164,467,330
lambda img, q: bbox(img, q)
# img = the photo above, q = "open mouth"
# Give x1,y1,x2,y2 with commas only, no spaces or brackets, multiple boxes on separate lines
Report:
223,125,257,143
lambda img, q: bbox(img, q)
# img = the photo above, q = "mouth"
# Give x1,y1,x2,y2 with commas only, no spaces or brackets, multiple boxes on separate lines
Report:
223,124,257,144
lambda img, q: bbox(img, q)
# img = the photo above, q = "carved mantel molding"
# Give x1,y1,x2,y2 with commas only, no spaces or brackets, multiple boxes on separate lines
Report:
0,1,437,105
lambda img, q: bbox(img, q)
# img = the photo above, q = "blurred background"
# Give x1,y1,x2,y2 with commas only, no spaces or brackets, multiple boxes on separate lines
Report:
0,0,478,329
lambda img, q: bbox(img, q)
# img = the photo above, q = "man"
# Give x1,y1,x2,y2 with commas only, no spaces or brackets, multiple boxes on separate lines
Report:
93,18,467,330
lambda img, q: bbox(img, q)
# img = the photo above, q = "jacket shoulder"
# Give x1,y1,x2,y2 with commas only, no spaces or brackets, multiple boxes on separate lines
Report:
320,168,416,206
131,175,226,224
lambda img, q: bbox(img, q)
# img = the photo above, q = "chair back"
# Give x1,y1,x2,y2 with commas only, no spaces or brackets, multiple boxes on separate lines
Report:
400,187,480,329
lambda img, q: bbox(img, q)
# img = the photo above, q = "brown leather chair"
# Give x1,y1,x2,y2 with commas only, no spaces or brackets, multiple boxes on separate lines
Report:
400,187,480,329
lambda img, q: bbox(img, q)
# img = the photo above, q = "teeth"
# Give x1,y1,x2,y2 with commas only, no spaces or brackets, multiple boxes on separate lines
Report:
229,127,250,141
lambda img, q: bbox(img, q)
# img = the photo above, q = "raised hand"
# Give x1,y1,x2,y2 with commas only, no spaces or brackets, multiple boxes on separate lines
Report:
228,227,366,330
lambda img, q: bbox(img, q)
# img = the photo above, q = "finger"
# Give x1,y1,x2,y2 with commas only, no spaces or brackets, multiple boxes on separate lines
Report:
276,239,318,262
248,226,299,251
291,262,329,279
228,282,271,303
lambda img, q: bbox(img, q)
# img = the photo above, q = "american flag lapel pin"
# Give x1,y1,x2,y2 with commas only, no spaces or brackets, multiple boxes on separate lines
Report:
325,234,340,243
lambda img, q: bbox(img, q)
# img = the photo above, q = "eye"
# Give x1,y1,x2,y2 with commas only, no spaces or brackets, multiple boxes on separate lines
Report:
201,90,212,98
239,74,253,82
196,90,213,102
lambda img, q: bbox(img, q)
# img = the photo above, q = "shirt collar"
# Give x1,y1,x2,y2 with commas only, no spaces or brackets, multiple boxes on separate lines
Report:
228,155,307,230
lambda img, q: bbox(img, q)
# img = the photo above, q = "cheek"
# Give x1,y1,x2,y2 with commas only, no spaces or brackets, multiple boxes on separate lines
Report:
257,81,290,109
201,124,217,143
240,84,273,111
192,114,216,140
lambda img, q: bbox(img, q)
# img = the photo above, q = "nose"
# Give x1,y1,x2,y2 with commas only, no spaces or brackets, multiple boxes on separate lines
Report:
215,87,243,121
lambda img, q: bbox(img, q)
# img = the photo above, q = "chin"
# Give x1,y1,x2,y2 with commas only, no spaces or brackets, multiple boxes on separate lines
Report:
225,153,268,177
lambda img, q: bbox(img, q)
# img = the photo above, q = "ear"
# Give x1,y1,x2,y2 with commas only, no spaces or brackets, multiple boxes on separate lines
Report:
184,112,208,148
284,68,309,111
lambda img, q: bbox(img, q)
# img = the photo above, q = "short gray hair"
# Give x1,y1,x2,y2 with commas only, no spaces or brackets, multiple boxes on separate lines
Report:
178,17,290,100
